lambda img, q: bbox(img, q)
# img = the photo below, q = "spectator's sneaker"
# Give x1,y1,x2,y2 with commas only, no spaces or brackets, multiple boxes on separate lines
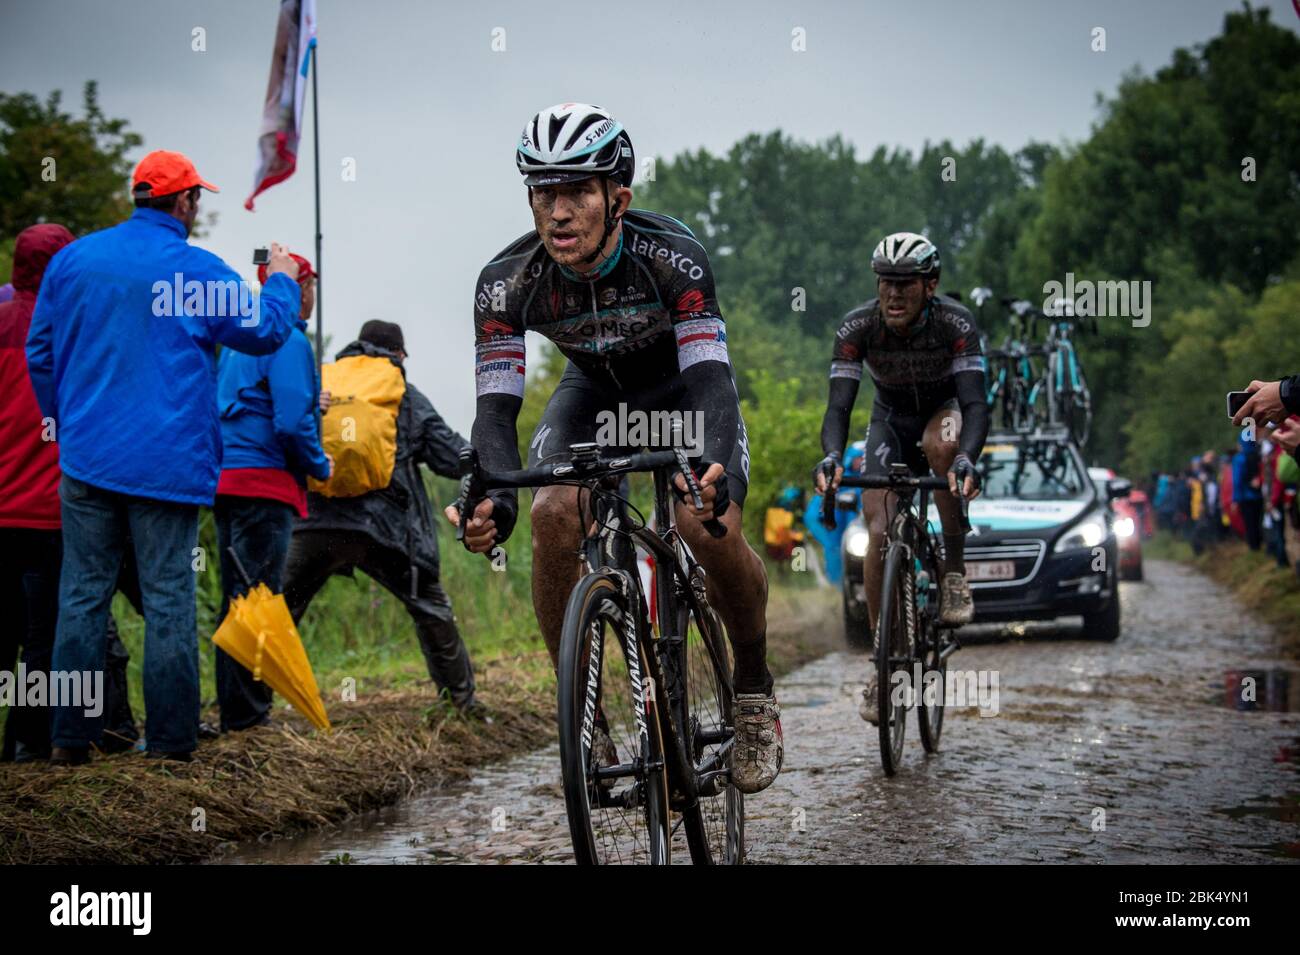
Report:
939,572,975,627
14,741,49,763
144,750,193,763
858,672,880,725
730,694,783,794
49,746,90,767
591,725,618,789
458,700,494,725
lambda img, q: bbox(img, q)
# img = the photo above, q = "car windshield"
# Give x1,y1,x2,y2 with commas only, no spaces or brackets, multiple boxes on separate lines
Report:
977,441,1089,501
1088,467,1112,497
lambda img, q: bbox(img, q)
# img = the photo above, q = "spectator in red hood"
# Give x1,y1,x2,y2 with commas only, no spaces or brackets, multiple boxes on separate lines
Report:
0,225,74,760
0,224,140,761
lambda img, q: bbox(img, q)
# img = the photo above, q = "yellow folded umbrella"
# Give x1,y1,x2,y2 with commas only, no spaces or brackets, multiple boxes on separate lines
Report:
212,583,331,731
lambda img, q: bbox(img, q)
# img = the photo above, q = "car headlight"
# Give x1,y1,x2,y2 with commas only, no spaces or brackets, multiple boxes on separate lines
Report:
1054,512,1108,552
1114,516,1135,538
845,527,870,558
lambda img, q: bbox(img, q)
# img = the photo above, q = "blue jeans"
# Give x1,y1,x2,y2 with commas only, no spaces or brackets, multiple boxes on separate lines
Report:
51,475,199,754
214,495,295,731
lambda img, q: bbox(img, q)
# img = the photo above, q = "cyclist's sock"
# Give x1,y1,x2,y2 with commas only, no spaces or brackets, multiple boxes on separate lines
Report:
732,633,774,696
943,533,965,576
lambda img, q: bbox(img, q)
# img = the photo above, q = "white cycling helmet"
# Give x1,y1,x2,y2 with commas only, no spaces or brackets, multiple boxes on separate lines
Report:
516,103,635,187
871,231,941,280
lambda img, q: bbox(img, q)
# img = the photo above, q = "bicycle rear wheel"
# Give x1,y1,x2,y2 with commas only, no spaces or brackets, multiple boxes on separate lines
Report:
1011,379,1034,433
876,543,912,775
1064,390,1092,446
558,573,670,864
678,602,744,864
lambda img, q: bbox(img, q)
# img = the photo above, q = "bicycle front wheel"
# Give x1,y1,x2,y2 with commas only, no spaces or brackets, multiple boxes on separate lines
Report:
558,573,670,864
876,543,912,775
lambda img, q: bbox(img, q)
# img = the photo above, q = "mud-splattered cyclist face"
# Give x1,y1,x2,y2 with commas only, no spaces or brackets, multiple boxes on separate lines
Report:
878,275,939,331
530,177,618,269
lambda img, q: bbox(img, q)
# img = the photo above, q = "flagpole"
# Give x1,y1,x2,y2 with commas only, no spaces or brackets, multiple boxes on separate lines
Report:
311,40,322,375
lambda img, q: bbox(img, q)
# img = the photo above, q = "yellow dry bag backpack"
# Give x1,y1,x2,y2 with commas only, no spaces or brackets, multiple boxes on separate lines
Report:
308,354,405,497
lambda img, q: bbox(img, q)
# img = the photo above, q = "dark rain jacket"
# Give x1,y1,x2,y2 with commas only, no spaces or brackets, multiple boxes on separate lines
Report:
296,340,467,575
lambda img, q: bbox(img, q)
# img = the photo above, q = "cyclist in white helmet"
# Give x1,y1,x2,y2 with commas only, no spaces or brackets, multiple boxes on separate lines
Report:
447,104,782,794
814,232,989,724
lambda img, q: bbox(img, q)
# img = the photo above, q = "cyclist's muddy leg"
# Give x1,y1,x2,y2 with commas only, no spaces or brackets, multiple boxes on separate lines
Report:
861,488,895,634
530,484,589,668
675,502,771,695
923,406,965,575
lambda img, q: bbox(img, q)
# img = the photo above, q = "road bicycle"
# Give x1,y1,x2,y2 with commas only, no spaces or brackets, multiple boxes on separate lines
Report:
456,439,742,864
984,302,1044,434
1038,311,1094,446
822,463,969,775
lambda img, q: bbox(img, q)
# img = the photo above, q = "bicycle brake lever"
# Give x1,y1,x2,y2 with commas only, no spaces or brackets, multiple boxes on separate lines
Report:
455,447,487,549
674,448,727,538
819,490,837,530
674,448,704,510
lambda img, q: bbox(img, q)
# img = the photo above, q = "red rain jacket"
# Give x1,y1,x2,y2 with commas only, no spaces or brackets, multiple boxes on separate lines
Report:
0,223,75,528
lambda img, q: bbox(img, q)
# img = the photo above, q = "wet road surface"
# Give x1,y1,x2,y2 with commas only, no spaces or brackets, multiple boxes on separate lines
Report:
222,560,1300,864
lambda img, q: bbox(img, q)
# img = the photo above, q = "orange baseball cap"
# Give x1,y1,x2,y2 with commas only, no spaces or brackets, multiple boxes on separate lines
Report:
131,150,219,199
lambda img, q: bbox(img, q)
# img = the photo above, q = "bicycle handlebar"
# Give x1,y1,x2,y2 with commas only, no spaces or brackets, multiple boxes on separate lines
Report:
455,445,727,555
474,449,678,492
818,471,972,534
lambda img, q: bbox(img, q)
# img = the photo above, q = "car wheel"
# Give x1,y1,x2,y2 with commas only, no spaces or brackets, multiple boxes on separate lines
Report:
1082,588,1121,642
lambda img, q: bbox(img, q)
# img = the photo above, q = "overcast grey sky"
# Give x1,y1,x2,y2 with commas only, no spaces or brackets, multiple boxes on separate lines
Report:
2,0,1295,432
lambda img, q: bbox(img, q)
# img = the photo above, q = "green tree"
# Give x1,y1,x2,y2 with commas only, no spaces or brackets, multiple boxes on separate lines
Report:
638,131,1025,411
0,81,141,268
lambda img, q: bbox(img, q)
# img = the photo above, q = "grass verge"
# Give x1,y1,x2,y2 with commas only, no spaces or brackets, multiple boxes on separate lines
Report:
1145,531,1300,657
0,580,838,864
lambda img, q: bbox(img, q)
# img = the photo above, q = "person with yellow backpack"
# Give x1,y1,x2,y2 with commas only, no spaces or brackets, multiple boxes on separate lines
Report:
282,321,482,715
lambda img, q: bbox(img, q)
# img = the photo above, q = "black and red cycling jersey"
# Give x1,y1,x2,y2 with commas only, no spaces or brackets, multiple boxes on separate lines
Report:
471,209,741,541
820,294,990,465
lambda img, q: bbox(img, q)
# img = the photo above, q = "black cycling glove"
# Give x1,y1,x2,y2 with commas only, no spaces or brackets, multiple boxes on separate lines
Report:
672,462,730,519
814,452,841,489
950,452,980,493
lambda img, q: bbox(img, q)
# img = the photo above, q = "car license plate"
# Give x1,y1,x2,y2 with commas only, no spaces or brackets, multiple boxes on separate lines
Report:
967,560,1015,581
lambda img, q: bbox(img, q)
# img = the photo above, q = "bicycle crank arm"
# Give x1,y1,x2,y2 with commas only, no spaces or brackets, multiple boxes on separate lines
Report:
594,784,644,810
592,758,663,784
694,725,732,747
695,766,733,797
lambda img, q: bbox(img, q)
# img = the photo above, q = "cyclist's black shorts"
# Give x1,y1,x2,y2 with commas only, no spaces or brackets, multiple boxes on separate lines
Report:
861,397,959,479
526,363,750,509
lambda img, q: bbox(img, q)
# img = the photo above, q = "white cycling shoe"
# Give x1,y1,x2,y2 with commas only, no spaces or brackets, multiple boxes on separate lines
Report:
730,694,784,794
939,572,974,627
